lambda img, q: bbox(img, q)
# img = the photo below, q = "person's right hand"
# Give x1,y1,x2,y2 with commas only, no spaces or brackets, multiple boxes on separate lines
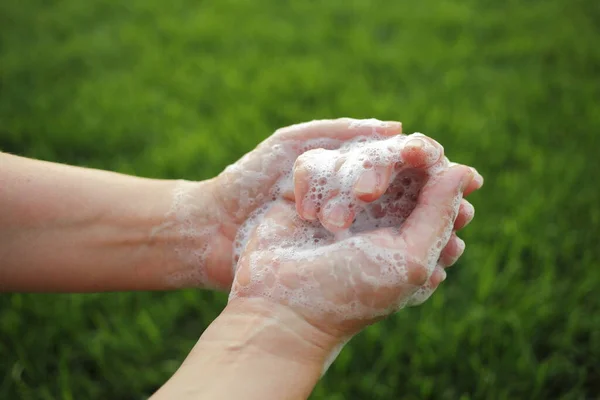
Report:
229,164,479,340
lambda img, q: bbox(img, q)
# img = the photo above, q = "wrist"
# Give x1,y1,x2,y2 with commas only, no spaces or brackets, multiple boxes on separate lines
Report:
210,297,343,362
153,297,343,400
145,178,234,290
222,297,351,377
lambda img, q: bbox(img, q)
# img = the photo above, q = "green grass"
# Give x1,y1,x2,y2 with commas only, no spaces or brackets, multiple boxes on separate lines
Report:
1,0,599,398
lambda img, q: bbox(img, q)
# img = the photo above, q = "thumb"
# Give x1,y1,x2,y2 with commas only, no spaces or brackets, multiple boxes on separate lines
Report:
275,118,402,142
399,165,474,264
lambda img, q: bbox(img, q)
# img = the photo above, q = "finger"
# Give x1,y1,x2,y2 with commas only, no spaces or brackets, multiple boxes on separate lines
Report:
291,148,342,220
464,168,484,196
277,118,402,141
353,164,394,202
401,134,444,168
405,266,445,307
244,200,298,253
429,266,448,288
454,199,475,230
399,165,474,261
319,195,356,233
438,233,466,267
404,265,446,307
292,158,318,220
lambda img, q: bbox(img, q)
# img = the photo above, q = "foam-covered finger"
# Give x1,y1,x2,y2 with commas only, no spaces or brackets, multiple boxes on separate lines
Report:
292,158,317,220
454,199,475,230
438,233,466,267
245,201,298,252
401,134,444,168
277,118,402,141
353,164,394,202
242,223,262,255
319,196,356,233
400,165,474,260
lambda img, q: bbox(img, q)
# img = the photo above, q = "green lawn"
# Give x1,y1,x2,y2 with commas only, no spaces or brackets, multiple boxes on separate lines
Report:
1,0,599,398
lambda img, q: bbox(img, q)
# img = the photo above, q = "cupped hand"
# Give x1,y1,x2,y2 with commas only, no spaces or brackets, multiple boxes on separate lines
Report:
229,165,478,339
292,133,483,233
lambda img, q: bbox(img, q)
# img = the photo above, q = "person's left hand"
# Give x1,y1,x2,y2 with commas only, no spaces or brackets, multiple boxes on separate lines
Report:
228,164,479,341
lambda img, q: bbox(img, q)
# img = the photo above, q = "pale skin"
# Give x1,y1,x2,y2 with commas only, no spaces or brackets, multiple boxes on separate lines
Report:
0,118,483,399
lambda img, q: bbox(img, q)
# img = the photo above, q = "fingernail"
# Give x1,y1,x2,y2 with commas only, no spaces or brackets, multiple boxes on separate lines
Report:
461,169,475,191
456,237,466,254
463,202,475,221
325,205,348,228
354,169,378,195
440,268,447,282
405,138,425,150
385,121,402,131
335,157,346,172
349,118,387,129
470,167,484,187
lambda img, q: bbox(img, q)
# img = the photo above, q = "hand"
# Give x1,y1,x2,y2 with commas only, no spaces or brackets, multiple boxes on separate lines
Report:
293,132,483,233
229,164,480,341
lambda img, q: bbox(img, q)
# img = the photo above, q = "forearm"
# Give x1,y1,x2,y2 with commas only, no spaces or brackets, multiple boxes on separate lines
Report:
0,153,229,292
151,298,340,400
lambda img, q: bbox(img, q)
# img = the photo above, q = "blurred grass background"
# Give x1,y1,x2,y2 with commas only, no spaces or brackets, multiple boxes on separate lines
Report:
1,0,599,398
